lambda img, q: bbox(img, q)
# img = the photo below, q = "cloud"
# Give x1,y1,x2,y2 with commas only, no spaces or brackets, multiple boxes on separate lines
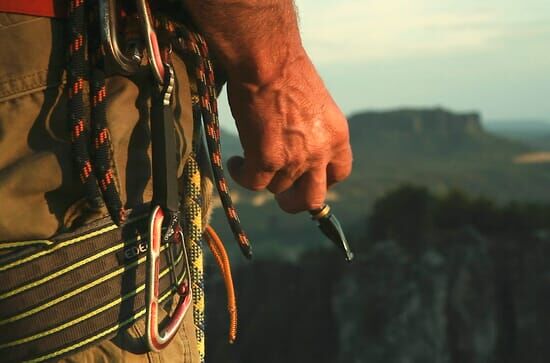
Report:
296,0,550,64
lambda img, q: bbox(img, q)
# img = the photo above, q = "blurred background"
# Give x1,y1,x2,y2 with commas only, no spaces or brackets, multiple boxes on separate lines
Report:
205,1,550,362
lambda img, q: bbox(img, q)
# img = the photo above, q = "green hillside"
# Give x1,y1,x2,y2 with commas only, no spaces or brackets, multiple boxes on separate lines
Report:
344,108,550,204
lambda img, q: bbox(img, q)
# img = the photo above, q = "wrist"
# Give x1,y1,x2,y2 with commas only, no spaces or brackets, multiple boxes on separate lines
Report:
182,0,305,85
223,42,307,86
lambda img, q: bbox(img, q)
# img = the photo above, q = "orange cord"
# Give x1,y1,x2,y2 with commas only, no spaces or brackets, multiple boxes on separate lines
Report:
204,225,238,343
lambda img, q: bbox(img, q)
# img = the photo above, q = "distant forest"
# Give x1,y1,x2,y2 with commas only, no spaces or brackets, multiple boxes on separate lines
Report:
369,184,550,244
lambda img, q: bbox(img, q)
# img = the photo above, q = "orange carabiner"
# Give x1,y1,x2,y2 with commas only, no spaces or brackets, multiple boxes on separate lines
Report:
145,206,192,351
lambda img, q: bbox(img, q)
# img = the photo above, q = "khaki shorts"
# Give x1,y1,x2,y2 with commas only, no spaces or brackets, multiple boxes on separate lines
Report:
0,12,199,362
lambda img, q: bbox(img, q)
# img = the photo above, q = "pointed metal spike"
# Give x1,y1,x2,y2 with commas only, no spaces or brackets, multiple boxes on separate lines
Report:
310,205,354,262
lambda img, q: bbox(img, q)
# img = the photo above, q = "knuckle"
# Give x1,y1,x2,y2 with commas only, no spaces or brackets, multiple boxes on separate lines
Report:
256,153,285,173
308,144,326,161
332,120,351,141
235,170,271,191
328,145,352,183
336,130,350,145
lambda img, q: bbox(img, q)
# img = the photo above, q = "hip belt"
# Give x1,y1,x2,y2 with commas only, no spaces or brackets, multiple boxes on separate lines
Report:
0,213,189,362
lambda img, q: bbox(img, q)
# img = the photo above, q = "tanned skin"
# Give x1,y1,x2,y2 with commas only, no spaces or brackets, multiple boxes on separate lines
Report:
182,0,353,213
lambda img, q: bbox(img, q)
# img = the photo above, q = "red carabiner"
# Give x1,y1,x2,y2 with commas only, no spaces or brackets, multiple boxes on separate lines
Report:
137,0,165,84
146,206,192,351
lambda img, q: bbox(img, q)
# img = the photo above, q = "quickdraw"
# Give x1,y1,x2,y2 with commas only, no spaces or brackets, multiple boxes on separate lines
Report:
99,0,195,351
144,61,192,350
98,0,244,354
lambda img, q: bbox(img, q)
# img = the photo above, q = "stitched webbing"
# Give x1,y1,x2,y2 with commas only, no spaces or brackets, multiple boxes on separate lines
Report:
0,216,186,362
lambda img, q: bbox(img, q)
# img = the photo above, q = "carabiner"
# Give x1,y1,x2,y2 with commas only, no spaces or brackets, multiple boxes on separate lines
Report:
137,0,165,84
99,0,142,75
146,205,192,351
98,0,190,351
146,59,189,351
99,0,165,83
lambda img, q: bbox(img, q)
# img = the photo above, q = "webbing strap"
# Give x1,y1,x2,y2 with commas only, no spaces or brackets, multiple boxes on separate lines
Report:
26,276,182,363
0,215,188,362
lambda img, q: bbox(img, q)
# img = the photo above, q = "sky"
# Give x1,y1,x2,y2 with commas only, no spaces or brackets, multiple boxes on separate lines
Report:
219,0,550,133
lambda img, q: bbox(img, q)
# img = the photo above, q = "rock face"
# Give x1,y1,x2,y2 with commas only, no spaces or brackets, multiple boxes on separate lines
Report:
333,227,499,363
205,187,550,363
334,241,452,363
206,231,549,363
346,108,524,158
348,108,483,140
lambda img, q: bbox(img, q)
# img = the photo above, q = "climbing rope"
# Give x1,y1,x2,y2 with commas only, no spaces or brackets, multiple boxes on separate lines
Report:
183,149,206,362
173,24,253,259
68,0,126,224
67,4,247,359
204,225,238,344
69,0,252,256
67,0,102,209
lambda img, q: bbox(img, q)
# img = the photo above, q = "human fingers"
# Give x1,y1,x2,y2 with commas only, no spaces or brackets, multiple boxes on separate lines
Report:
266,165,304,194
326,147,353,187
275,168,327,213
227,156,275,191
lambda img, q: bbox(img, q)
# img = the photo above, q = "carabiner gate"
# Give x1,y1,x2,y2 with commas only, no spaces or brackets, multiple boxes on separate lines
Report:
99,0,142,75
137,0,165,84
99,0,166,84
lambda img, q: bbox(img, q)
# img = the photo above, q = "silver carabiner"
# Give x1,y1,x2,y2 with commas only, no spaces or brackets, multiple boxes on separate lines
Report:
99,0,166,84
99,0,142,75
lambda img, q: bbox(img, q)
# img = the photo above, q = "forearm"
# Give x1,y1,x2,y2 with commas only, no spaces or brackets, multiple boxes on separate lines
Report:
182,0,306,84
